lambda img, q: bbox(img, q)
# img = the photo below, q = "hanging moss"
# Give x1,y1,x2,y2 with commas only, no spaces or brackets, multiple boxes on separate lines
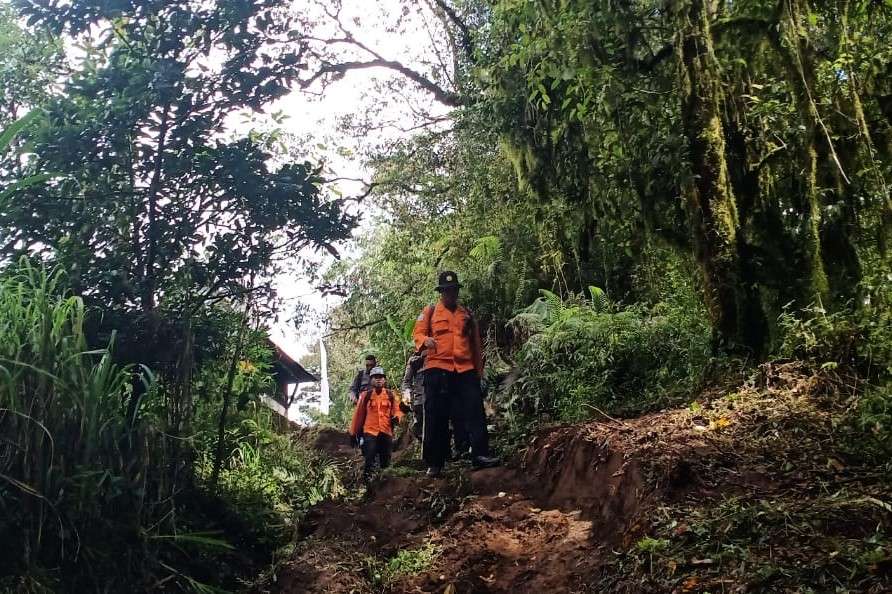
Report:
672,0,767,353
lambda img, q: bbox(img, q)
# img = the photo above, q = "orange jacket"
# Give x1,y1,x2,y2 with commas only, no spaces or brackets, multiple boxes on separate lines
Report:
350,388,403,437
412,302,483,377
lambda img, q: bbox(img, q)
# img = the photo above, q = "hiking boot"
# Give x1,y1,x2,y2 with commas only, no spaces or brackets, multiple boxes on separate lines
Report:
471,455,500,469
425,466,443,478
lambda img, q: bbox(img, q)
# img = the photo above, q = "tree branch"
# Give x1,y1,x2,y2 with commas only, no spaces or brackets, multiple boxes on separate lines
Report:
302,5,468,107
326,317,386,335
431,0,474,59
301,58,466,107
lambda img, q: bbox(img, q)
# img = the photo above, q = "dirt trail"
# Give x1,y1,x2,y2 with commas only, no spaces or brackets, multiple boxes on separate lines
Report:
274,365,891,594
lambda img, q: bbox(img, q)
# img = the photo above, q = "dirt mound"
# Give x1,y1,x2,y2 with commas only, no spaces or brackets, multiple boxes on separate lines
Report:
277,472,464,593
309,427,354,458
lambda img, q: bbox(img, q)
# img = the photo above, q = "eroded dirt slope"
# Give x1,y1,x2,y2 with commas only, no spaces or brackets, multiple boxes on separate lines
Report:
273,365,891,594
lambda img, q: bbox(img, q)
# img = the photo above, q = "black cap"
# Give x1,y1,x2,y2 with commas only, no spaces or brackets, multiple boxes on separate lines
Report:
436,271,462,291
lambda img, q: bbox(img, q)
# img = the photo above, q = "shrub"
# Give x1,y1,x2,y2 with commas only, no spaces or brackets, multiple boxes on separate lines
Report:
777,275,892,463
194,405,344,549
503,288,712,423
0,261,346,591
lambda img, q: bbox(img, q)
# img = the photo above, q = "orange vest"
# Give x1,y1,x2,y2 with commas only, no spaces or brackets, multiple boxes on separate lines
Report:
412,302,483,376
350,388,403,437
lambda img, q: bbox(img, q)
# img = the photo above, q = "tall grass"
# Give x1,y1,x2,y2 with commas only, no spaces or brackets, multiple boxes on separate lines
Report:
0,260,146,590
0,261,347,591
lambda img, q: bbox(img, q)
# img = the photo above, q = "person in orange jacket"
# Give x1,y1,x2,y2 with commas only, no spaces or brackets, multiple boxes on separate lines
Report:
349,367,403,480
413,271,499,477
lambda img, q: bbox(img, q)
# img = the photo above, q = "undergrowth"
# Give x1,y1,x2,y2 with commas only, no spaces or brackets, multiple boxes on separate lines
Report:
194,405,345,550
778,276,892,463
364,542,440,589
0,262,344,592
612,493,892,593
501,287,713,424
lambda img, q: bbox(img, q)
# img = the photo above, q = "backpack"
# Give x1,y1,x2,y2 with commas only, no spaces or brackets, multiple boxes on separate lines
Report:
359,388,397,413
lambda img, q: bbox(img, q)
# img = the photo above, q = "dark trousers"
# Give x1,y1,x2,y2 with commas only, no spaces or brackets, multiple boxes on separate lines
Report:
412,404,425,441
361,433,392,477
423,369,489,469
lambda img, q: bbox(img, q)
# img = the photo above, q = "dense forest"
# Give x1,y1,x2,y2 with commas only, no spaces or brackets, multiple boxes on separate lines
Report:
0,0,889,592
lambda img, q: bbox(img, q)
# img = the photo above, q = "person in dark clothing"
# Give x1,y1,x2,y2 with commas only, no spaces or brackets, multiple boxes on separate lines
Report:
348,354,377,404
400,351,468,456
401,351,426,441
349,367,403,480
412,271,499,477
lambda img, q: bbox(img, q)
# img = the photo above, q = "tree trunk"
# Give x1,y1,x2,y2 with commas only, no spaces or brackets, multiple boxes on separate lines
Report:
209,310,250,490
770,0,832,302
673,0,761,353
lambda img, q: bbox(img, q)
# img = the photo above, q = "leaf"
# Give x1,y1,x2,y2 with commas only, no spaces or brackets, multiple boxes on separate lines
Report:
0,109,41,153
150,531,235,550
864,497,892,513
709,417,732,430
403,317,416,341
0,173,56,202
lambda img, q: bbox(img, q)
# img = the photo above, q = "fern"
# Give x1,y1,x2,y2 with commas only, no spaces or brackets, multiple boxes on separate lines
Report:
469,235,503,264
539,288,564,324
589,286,609,313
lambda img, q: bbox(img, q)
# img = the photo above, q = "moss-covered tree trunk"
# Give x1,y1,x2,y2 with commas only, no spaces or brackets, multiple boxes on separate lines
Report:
673,0,762,353
771,0,832,302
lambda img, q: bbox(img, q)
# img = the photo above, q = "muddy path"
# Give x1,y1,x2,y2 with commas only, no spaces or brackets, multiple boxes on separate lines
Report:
277,431,642,593
278,418,688,593
275,366,891,594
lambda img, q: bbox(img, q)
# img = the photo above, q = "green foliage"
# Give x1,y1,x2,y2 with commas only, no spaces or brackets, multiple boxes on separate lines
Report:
365,542,440,588
617,494,892,592
635,537,670,554
3,0,355,371
0,260,149,590
505,289,712,422
480,0,892,352
778,303,860,366
194,405,344,548
778,274,892,461
0,4,62,129
0,259,346,590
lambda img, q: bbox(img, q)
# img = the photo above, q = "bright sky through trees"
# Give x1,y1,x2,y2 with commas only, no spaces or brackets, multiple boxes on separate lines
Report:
264,0,452,357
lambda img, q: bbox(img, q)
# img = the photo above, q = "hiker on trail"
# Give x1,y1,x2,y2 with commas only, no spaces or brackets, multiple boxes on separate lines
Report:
413,271,499,477
349,367,403,480
348,354,377,405
401,351,426,441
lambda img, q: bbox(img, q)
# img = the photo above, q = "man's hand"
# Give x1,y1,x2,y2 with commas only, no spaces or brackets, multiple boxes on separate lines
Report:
390,416,399,430
423,337,436,349
348,392,358,404
349,435,359,448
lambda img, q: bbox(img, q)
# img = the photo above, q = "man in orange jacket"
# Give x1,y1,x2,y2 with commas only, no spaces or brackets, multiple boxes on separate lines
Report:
413,271,499,477
349,367,403,480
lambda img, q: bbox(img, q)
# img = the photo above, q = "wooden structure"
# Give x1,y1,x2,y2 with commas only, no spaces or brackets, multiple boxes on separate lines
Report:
267,337,317,410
